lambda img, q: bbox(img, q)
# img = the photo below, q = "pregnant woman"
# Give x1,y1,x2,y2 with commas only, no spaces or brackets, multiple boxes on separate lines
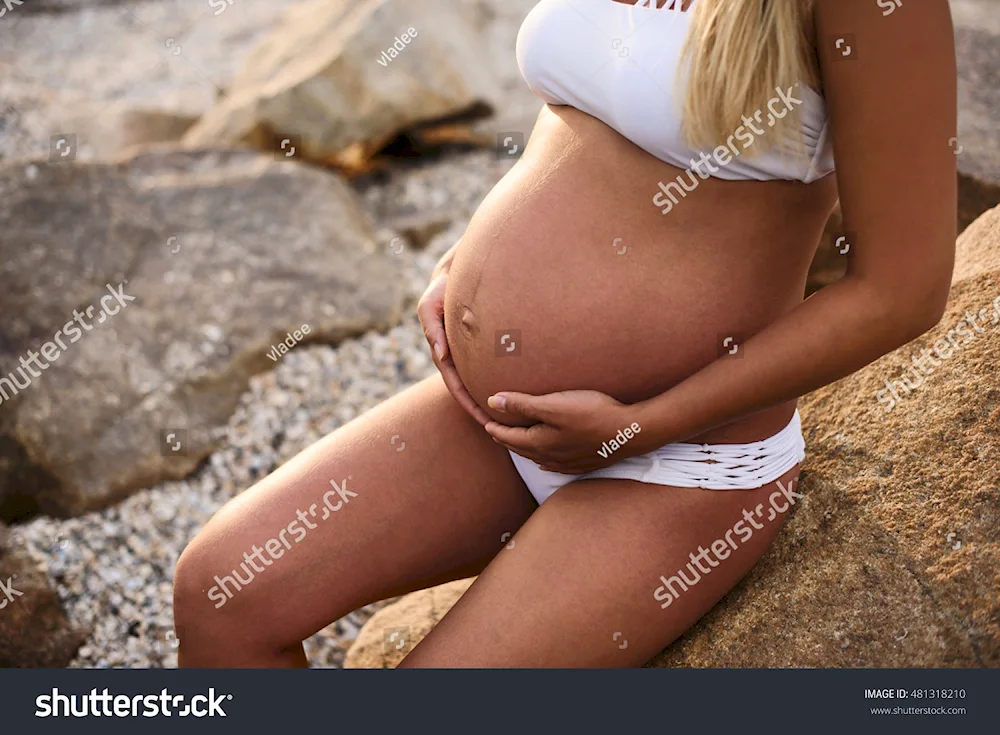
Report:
174,0,956,667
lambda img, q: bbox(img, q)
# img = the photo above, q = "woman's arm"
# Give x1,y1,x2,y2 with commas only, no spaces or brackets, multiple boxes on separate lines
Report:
635,0,957,446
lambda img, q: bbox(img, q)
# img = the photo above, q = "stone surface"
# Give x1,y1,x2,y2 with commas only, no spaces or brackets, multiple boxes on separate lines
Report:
346,206,1000,669
0,0,292,161
345,579,473,668
183,0,501,165
63,102,200,160
0,148,407,521
0,545,89,667
954,199,1000,281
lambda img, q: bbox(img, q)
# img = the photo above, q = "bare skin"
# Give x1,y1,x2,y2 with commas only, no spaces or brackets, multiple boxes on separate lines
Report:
174,373,797,667
173,0,956,667
446,103,838,439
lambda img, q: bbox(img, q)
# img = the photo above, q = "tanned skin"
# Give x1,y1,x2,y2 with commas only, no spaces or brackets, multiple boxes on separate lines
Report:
174,0,956,667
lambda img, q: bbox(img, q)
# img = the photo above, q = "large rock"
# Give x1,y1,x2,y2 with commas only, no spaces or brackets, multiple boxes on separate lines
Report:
345,580,473,668
0,544,89,667
0,0,292,161
183,0,500,165
347,205,1000,668
0,148,408,521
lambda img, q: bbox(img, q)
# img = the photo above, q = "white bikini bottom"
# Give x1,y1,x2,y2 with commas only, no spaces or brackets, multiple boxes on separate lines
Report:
508,410,805,505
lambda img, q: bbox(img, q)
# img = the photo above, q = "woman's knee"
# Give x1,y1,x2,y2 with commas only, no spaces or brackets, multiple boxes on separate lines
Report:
172,509,279,644
173,528,237,639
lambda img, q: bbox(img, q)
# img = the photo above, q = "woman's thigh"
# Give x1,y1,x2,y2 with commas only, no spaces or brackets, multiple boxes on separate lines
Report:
399,466,801,667
174,374,536,662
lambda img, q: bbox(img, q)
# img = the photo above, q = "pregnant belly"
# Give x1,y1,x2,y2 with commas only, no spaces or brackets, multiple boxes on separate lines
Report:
444,107,834,434
445,202,717,427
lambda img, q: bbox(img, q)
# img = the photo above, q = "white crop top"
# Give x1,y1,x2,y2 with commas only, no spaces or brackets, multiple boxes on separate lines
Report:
515,0,835,183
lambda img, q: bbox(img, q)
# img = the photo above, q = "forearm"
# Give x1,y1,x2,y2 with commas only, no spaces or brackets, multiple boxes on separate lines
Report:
634,275,944,446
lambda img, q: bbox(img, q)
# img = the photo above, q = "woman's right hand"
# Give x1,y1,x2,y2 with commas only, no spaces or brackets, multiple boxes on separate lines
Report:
418,266,491,427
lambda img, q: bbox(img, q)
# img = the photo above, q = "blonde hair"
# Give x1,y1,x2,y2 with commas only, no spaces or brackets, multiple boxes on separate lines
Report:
678,0,818,158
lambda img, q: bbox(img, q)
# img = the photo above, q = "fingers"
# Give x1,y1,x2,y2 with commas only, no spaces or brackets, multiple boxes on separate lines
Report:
417,274,448,362
416,274,489,426
485,422,596,474
484,421,551,453
487,392,561,424
439,358,491,427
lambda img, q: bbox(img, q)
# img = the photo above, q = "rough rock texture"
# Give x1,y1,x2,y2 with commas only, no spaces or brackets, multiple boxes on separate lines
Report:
953,199,1000,281
183,0,501,165
346,206,1000,669
0,545,89,667
344,579,473,668
0,148,407,521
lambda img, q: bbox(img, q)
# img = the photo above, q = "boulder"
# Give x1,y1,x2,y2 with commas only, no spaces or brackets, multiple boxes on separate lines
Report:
0,0,290,162
182,0,500,166
345,580,473,668
347,205,1000,668
0,544,89,667
0,147,408,521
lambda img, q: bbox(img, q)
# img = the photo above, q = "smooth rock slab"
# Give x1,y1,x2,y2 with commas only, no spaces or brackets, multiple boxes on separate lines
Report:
0,147,407,520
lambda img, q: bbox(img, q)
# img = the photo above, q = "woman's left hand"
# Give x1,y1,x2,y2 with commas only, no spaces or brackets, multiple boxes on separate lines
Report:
483,390,648,474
